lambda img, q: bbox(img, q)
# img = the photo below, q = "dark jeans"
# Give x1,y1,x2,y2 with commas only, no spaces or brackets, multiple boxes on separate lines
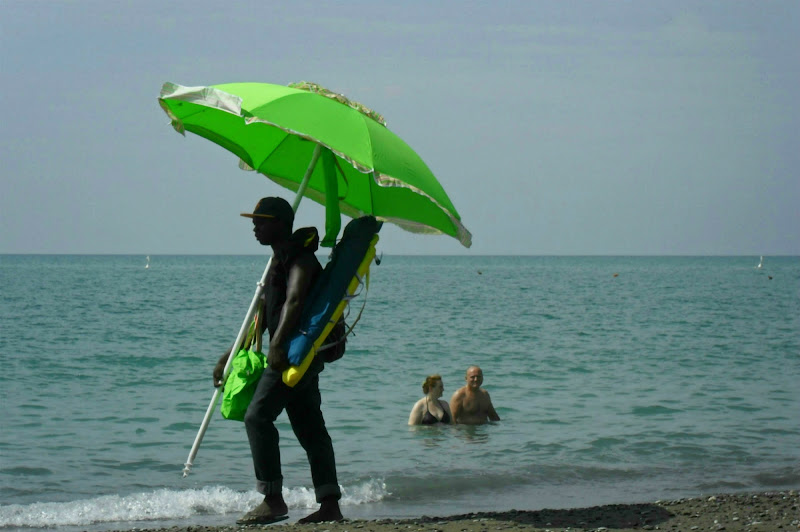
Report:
243,356,341,502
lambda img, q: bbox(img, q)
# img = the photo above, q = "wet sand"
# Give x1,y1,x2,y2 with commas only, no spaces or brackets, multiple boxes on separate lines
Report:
134,490,798,532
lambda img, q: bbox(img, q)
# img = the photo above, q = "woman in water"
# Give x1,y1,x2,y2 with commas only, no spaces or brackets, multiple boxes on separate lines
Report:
408,374,452,425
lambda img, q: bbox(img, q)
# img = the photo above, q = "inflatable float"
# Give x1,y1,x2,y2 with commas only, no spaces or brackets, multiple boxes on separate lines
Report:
282,215,381,386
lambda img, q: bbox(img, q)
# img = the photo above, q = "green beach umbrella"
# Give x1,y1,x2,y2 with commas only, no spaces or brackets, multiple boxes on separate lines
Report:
159,81,471,476
158,81,471,248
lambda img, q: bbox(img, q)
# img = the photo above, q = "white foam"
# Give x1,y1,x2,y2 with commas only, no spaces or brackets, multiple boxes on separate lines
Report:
0,480,389,528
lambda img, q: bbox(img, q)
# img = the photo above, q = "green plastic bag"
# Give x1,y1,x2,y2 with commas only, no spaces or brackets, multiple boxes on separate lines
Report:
220,348,267,421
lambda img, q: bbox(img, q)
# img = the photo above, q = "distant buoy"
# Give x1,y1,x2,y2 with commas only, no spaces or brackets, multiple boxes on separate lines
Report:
477,270,482,275
613,273,619,278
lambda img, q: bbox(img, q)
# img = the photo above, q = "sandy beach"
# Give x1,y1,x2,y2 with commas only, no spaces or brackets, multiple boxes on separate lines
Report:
132,490,798,532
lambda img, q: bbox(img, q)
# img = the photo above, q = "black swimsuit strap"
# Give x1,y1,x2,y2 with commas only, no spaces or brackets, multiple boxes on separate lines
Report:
424,398,446,419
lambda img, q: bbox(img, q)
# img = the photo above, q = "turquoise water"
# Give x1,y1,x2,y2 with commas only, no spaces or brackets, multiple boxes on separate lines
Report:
1,255,798,530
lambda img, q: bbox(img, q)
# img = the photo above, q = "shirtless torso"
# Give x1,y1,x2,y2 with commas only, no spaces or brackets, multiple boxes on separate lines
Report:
450,366,500,425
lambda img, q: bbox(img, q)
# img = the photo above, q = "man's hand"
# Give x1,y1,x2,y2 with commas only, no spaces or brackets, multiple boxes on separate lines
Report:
213,350,232,388
267,343,289,373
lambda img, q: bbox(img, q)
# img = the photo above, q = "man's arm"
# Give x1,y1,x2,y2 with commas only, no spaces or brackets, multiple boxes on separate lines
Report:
450,389,464,424
267,254,316,371
485,391,500,421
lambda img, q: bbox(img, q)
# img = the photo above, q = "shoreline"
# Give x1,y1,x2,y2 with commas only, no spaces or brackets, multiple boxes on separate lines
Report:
131,490,798,532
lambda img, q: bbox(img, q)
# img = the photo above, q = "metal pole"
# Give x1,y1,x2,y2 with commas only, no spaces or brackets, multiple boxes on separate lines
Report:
182,144,322,477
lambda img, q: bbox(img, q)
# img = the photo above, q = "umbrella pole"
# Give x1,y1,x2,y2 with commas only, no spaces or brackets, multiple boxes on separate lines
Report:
292,144,321,209
181,268,268,477
182,144,322,477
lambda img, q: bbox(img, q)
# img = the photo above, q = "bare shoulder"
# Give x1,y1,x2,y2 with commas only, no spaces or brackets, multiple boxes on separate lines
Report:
408,398,426,425
291,252,320,272
479,388,494,403
286,252,320,293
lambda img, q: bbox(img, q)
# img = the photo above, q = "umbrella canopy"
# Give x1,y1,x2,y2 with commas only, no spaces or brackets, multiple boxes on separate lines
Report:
158,81,471,248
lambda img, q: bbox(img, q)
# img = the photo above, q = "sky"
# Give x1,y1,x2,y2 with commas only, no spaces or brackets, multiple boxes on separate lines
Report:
1,1,798,256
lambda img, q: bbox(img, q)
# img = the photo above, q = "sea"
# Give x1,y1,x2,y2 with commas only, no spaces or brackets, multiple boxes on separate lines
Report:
1,254,798,531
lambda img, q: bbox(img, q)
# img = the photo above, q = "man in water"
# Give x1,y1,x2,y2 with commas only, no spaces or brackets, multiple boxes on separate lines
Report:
212,197,343,525
449,366,501,424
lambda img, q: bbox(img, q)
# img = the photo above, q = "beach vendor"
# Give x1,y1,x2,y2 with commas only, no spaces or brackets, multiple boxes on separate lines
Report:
450,366,501,424
408,374,453,425
212,197,343,525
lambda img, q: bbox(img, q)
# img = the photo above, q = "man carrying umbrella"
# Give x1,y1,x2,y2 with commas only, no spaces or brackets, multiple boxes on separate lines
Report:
213,197,343,525
160,81,472,515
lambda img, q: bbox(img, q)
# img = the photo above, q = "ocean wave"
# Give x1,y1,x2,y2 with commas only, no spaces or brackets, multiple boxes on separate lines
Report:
0,480,389,529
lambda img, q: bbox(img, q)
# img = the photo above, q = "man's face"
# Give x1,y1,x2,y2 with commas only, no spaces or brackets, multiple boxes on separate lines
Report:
253,217,281,245
465,368,483,390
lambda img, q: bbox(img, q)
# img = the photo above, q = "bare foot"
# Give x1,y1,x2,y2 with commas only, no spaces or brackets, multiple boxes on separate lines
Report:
298,500,343,523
